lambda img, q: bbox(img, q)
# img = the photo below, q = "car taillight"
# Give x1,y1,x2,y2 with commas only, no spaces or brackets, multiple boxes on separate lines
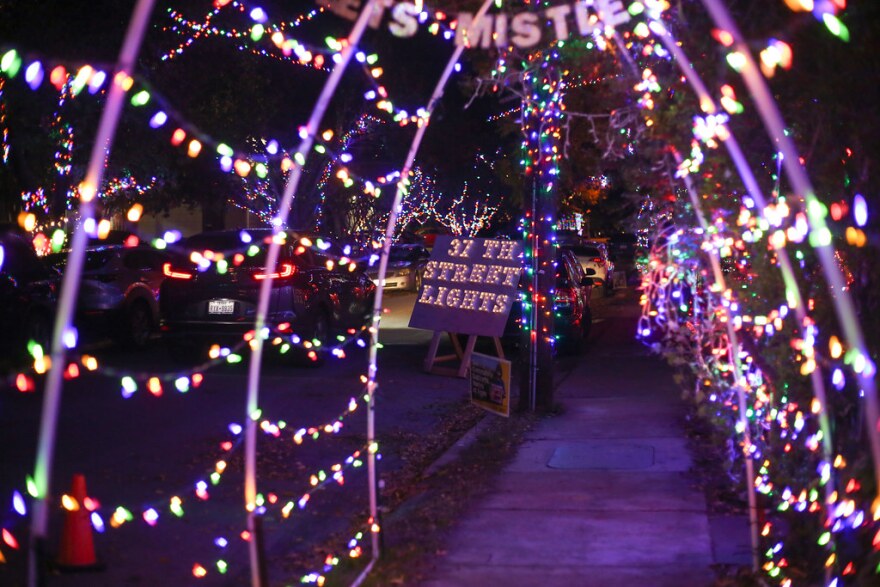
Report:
253,262,296,281
555,287,576,308
163,262,194,280
591,257,604,265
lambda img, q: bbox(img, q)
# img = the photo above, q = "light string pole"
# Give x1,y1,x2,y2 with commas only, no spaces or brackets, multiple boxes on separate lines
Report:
519,52,563,411
241,1,380,585
27,1,157,586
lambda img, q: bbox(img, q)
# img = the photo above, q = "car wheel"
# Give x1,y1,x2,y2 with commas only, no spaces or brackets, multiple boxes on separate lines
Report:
413,270,423,292
313,311,330,344
124,300,153,349
582,306,593,340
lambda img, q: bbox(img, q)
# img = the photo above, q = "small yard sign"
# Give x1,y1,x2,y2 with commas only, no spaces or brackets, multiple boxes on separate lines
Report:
469,352,511,417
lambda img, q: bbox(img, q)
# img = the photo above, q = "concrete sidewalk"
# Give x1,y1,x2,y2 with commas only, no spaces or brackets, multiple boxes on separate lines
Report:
422,290,751,586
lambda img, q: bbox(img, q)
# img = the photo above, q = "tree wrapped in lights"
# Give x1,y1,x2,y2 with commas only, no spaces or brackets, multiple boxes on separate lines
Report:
435,181,499,236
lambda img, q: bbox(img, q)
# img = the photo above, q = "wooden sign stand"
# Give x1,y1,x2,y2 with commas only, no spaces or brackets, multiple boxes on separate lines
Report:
424,331,505,378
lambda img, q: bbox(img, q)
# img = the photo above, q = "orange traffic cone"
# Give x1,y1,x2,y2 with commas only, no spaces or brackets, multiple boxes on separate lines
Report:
55,473,103,572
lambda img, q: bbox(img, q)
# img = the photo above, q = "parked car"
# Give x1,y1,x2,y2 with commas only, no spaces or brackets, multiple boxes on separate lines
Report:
562,241,614,296
557,248,595,343
364,243,431,292
505,248,595,354
0,226,59,362
414,224,448,249
158,229,376,363
556,230,585,247
46,244,171,348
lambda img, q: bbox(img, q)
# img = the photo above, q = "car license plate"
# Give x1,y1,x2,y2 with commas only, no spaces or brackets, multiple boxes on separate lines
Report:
208,300,235,314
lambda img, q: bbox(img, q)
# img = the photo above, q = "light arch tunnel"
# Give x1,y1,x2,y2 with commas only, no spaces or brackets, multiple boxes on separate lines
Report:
21,1,877,586
353,1,879,584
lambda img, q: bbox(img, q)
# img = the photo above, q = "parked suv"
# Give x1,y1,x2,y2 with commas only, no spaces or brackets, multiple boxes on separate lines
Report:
505,248,595,354
46,245,170,348
159,229,376,363
562,241,614,296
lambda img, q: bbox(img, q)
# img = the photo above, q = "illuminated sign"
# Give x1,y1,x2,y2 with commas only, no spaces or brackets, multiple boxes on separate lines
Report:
408,236,522,336
317,0,631,50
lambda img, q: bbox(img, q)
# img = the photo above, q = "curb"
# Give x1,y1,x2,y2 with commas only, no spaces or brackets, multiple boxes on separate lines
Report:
423,414,492,477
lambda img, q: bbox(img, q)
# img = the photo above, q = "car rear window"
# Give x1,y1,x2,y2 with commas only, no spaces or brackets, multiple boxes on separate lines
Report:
570,245,601,257
123,249,168,270
47,248,117,272
83,249,117,270
388,247,427,262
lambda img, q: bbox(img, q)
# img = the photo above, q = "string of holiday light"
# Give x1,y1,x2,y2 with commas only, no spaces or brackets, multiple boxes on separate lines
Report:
312,114,385,232
6,230,377,390
367,160,503,241
0,49,374,244
435,181,499,236
4,0,507,245
0,77,8,163
298,516,382,585
633,23,784,572
23,3,158,583
640,9,865,582
624,2,880,584
19,441,371,581
189,443,370,580
355,0,502,579
160,1,330,71
521,48,566,366
697,0,876,406
0,46,287,183
2,375,375,578
696,9,872,581
3,69,159,240
781,0,849,41
635,221,865,585
160,0,463,130
218,2,393,581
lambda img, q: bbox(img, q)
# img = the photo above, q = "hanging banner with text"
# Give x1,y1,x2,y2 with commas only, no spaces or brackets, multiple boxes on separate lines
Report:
317,0,632,50
408,236,523,337
470,352,511,417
